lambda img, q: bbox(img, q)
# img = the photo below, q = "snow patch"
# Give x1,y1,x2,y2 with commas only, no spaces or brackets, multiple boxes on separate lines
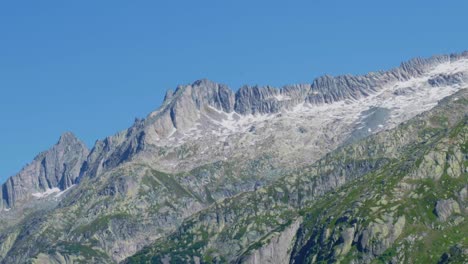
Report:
32,187,61,198
205,106,274,135
55,185,76,198
167,127,177,138
145,58,468,151
274,94,291,101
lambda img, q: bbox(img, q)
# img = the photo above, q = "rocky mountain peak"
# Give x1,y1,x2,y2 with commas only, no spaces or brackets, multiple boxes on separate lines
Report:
188,78,235,112
57,131,81,146
144,79,235,135
159,79,235,112
76,52,468,183
0,133,89,210
191,78,218,87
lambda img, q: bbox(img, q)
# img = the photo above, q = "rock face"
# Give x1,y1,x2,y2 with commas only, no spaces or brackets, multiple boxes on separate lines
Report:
240,218,302,264
428,72,465,87
234,84,310,114
79,79,236,179
147,79,235,137
435,199,461,222
0,132,88,210
358,215,406,256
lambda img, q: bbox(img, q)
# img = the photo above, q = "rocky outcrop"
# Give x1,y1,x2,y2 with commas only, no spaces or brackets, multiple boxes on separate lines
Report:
234,84,310,114
0,132,88,210
409,150,446,181
149,79,235,135
435,199,461,222
307,74,378,104
79,121,146,180
239,218,302,264
0,229,19,259
428,72,466,87
358,215,406,256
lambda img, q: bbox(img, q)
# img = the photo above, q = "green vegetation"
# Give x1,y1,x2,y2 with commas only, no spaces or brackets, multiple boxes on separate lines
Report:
72,212,131,236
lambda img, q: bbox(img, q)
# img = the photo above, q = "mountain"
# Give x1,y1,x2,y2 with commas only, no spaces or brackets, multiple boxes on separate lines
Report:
0,52,467,263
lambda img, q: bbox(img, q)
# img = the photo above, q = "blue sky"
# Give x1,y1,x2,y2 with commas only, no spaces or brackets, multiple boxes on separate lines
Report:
1,0,467,183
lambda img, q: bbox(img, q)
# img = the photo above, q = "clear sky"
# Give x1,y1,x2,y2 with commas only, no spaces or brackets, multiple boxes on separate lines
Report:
1,0,467,183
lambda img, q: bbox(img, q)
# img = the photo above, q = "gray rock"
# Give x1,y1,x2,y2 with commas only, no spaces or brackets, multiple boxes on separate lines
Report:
435,199,461,222
458,187,467,203
336,227,356,256
428,72,465,87
358,215,406,256
234,84,310,114
240,218,302,264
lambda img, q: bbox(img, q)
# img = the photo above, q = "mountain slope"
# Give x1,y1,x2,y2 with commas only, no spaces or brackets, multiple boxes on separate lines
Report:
125,89,468,264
